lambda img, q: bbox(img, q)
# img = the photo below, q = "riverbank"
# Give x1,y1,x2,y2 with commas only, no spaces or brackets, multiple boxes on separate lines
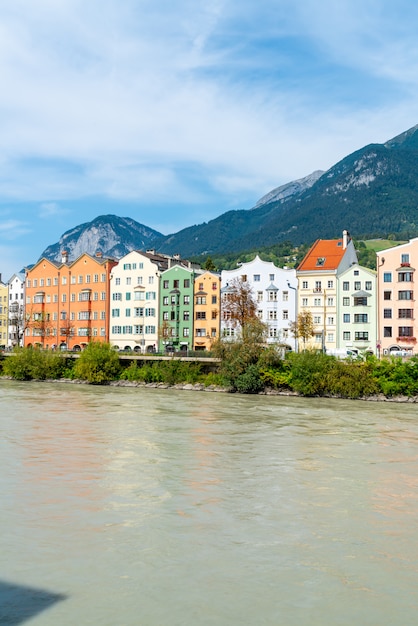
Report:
3,374,418,402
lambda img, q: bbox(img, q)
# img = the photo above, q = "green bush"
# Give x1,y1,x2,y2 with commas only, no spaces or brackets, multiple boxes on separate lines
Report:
2,347,68,380
73,342,121,384
234,364,264,394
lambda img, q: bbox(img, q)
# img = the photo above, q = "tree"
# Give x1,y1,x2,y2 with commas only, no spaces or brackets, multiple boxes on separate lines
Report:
204,256,216,271
27,310,53,347
73,341,121,383
222,277,257,329
290,311,314,349
8,301,26,346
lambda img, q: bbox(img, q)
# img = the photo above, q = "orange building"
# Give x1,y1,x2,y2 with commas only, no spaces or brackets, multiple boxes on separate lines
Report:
193,271,221,350
24,252,116,350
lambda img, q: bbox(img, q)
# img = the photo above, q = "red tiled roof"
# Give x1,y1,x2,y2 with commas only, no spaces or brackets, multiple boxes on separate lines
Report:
297,238,347,271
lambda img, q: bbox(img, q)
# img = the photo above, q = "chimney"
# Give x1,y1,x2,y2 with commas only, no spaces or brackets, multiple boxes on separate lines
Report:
61,250,68,264
342,230,349,250
96,251,103,258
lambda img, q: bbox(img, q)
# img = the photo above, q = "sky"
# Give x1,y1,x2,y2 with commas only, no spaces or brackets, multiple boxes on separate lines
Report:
2,0,418,280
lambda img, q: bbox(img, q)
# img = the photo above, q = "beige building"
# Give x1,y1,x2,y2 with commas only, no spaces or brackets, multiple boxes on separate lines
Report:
296,231,358,352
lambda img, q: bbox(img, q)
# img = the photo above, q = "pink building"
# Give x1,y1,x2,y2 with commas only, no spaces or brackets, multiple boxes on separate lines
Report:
376,238,418,356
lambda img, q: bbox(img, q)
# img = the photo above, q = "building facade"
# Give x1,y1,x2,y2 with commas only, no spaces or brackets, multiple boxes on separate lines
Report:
337,264,377,355
296,231,358,352
221,256,297,350
0,276,7,347
7,272,25,347
376,238,418,355
159,264,197,352
109,250,172,352
24,252,116,349
193,271,221,350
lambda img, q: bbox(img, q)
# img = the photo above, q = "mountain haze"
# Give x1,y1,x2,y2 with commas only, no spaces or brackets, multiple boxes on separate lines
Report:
39,124,418,262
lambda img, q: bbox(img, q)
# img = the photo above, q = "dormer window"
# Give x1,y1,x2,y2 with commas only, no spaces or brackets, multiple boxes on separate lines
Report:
316,257,326,266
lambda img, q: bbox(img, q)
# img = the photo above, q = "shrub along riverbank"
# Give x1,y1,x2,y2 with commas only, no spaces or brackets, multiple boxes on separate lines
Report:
2,342,418,400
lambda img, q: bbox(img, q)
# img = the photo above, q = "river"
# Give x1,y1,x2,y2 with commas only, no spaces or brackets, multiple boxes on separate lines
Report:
1,380,418,625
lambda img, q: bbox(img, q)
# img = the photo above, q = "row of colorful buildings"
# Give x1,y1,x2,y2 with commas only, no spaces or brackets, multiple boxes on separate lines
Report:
1,229,417,356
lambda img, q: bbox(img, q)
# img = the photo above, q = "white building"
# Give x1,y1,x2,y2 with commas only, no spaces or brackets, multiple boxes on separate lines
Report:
336,264,377,356
221,256,297,350
109,250,169,352
7,272,25,347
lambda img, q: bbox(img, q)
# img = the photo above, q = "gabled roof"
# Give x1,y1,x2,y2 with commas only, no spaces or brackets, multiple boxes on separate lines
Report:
297,238,348,271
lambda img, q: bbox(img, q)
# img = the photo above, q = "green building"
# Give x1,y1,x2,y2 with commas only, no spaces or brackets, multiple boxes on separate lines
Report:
159,264,196,352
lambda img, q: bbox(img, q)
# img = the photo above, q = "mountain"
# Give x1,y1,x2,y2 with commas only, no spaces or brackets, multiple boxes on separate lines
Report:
158,124,418,256
40,215,163,263
254,170,324,208
40,124,418,262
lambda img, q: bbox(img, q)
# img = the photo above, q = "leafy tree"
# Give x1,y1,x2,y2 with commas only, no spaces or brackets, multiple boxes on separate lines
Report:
290,311,314,349
73,342,121,383
222,277,257,329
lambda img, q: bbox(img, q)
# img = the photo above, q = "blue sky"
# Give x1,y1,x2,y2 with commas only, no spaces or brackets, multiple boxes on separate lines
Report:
2,0,418,280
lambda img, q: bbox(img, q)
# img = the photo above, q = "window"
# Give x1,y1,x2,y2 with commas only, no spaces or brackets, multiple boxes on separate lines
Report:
398,327,413,337
354,296,367,306
184,279,190,288
148,276,154,285
196,311,206,319
183,311,190,321
328,316,334,325
398,291,413,300
401,253,410,264
137,276,143,285
282,291,289,301
253,274,260,282
355,332,369,341
268,291,277,302
163,296,169,305
258,310,263,319
314,298,321,306
78,311,90,321
302,298,308,306
86,275,91,284
314,316,321,324
269,328,277,338
327,333,334,342
384,327,392,337
283,310,288,320
112,326,122,334
212,295,217,304
302,281,308,289
61,277,66,285
183,328,190,337
145,326,155,334
343,331,351,340
267,310,277,320
342,282,349,291
134,325,143,335
163,280,169,289
269,274,275,281
163,312,169,321
365,281,372,291
343,314,350,323
123,263,131,270
62,294,67,303
101,274,106,282
384,291,391,300
113,293,122,301
315,281,322,292
145,292,156,300
184,295,190,305
398,309,413,318
316,257,325,266
196,296,206,305
398,271,413,282
383,272,392,282
94,274,99,283
112,309,120,317
126,277,131,285
314,333,322,342
354,281,361,291
327,297,334,306
173,280,179,288
125,293,131,301
327,280,333,289
383,309,392,319
195,328,206,337
354,270,359,276
126,308,131,317
354,314,368,323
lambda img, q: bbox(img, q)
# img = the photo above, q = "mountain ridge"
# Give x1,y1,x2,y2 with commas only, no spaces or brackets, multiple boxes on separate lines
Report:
39,124,418,262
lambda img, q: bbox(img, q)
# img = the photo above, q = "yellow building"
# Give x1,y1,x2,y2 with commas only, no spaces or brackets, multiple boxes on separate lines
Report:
296,231,358,352
193,271,221,350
